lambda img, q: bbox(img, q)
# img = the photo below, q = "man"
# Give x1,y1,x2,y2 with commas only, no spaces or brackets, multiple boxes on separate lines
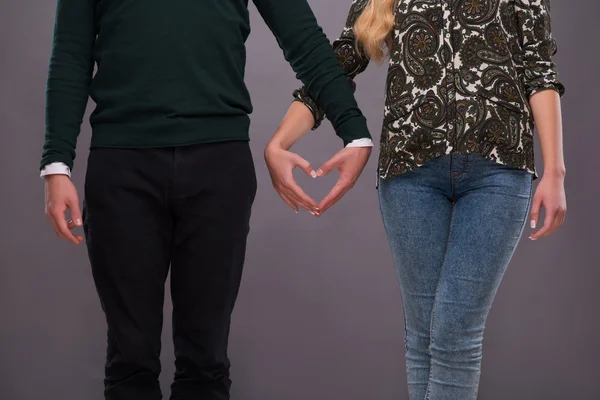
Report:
41,0,372,399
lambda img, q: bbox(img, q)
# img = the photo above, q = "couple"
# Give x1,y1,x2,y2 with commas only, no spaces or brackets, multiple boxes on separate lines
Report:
41,0,566,399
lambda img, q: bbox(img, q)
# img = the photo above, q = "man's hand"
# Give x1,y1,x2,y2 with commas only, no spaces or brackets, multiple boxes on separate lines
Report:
44,174,84,245
264,143,320,214
316,146,371,215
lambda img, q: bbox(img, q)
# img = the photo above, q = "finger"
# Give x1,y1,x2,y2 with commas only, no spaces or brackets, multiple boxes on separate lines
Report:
51,209,80,245
529,195,542,230
67,197,83,227
284,180,319,212
48,207,67,239
48,215,64,240
278,191,299,213
318,180,350,214
66,197,85,243
66,219,85,243
316,154,342,177
555,207,567,230
293,154,317,178
530,208,558,240
57,218,81,245
286,189,319,214
318,189,348,216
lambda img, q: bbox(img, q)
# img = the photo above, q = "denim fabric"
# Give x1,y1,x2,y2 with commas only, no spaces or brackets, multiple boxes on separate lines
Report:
378,154,532,400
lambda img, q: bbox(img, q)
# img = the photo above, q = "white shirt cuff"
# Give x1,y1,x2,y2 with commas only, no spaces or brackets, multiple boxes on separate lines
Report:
40,162,71,178
345,138,374,148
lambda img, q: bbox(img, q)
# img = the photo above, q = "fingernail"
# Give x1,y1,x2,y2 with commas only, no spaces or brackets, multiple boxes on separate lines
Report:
529,236,537,241
530,220,536,229
75,218,82,226
317,169,324,177
309,211,315,216
310,170,317,178
294,209,299,214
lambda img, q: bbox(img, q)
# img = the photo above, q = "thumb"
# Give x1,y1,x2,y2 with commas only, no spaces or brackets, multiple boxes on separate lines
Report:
293,154,316,178
66,195,83,227
529,194,542,229
316,154,341,177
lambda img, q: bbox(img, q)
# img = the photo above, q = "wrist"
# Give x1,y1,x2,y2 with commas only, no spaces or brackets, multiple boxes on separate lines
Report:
264,140,287,161
266,135,294,152
43,173,70,182
543,165,566,179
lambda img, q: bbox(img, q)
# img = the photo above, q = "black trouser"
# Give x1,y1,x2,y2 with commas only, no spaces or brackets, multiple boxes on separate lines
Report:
83,141,257,400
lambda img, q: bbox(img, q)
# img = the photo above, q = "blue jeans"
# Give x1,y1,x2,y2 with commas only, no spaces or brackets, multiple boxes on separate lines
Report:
378,154,532,400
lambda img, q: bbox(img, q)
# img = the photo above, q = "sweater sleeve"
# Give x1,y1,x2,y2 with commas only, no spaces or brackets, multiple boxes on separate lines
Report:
253,0,371,145
293,0,371,131
40,0,96,171
515,0,565,98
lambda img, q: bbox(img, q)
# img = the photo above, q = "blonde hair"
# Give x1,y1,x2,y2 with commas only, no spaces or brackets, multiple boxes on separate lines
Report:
353,0,396,63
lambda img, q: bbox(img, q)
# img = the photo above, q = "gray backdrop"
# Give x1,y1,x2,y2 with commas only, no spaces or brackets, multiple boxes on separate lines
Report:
1,0,599,399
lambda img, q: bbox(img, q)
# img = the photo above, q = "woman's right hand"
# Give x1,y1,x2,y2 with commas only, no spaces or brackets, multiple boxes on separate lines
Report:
528,171,567,240
264,141,320,215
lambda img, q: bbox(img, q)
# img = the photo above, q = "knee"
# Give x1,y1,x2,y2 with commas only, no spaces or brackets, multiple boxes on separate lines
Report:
404,324,432,361
429,325,484,363
107,338,161,376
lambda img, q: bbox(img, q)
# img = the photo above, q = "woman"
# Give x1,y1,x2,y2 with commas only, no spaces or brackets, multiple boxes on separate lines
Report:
265,0,566,399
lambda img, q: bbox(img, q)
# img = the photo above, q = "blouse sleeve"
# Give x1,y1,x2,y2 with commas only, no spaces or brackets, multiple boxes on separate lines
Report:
293,0,371,129
515,0,565,98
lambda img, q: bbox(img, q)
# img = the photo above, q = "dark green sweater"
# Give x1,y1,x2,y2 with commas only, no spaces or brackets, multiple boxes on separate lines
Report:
41,0,371,170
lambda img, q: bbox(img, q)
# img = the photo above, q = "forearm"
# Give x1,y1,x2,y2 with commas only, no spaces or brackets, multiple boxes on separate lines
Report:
530,89,565,176
41,0,95,171
269,101,374,151
268,102,315,150
254,0,370,144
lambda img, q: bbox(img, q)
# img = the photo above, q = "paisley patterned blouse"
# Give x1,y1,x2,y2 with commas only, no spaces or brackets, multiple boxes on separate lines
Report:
294,0,565,180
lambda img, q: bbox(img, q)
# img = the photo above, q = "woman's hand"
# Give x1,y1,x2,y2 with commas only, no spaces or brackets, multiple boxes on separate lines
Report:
264,141,320,215
529,171,567,240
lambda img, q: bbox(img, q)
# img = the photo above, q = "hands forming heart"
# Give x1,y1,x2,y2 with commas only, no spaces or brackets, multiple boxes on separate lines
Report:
264,144,372,216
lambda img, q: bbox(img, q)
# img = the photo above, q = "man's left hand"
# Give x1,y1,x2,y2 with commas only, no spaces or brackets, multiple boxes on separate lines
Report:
315,146,372,215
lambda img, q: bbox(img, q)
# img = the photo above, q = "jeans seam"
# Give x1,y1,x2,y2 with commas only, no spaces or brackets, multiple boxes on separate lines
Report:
424,201,456,400
378,184,411,392
401,287,410,378
451,156,467,177
450,156,456,200
518,178,534,238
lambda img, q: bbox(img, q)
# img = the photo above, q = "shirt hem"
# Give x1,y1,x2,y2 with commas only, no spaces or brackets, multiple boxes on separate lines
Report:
89,115,251,149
